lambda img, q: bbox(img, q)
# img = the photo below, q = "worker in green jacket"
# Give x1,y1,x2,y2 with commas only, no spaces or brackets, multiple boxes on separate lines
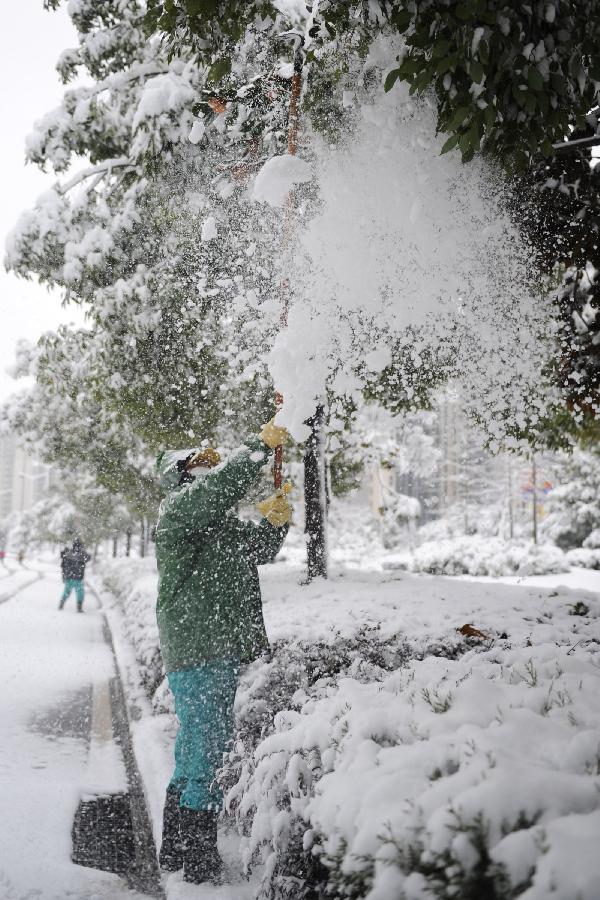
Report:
155,420,291,885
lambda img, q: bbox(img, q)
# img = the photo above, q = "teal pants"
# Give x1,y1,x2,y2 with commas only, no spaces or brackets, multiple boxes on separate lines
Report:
60,579,84,607
167,659,239,811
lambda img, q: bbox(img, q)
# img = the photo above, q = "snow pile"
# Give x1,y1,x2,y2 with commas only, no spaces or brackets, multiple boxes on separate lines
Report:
388,536,569,577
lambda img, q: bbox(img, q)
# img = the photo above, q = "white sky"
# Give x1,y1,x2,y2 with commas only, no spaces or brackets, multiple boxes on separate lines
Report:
0,1,86,401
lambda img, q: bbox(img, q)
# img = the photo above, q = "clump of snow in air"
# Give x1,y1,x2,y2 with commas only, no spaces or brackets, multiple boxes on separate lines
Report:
188,117,206,144
272,0,310,25
201,215,218,242
252,154,313,208
267,41,551,444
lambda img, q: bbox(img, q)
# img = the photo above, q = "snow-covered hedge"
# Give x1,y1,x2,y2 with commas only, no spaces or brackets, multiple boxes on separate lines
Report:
223,603,600,900
388,536,569,578
99,557,167,707
566,548,600,571
99,558,600,900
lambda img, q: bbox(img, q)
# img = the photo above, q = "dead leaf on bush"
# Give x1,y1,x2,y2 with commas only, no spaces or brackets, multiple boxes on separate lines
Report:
457,623,489,640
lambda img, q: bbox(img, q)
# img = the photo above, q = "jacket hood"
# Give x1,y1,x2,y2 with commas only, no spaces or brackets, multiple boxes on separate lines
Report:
156,448,198,493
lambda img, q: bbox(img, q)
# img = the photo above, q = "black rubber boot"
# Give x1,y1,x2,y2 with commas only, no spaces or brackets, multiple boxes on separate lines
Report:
180,807,223,885
158,789,183,872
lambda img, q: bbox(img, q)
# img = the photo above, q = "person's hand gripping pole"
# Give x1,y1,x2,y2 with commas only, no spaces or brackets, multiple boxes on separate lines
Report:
257,482,293,528
260,416,290,490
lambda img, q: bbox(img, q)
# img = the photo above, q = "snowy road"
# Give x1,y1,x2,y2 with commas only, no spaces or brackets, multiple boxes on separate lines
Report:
0,563,148,900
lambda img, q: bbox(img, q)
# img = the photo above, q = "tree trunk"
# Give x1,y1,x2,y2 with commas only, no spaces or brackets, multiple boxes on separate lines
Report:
507,455,514,540
125,529,132,557
304,404,328,580
532,454,538,545
140,520,146,558
112,535,118,558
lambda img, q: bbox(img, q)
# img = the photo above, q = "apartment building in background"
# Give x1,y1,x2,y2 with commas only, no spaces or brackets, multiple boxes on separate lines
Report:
0,433,54,518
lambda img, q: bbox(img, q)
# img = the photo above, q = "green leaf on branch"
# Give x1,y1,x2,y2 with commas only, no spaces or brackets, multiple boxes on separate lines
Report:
458,130,472,154
207,57,231,84
483,105,496,130
432,39,452,59
455,5,472,21
384,68,401,92
398,57,422,77
470,60,484,84
528,68,544,91
440,133,460,154
391,9,412,33
446,106,470,130
436,53,458,74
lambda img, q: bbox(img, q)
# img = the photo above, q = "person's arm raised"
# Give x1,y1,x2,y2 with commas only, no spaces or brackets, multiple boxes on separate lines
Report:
167,437,272,529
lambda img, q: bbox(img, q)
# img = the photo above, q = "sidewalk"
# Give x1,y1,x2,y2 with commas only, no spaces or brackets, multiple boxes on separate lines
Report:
0,563,148,900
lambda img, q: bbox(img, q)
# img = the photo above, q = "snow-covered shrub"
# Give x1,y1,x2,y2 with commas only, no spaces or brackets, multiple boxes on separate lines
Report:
566,548,600,571
220,630,478,899
380,493,421,550
388,536,568,577
223,603,600,900
416,500,509,543
99,554,600,900
541,450,600,550
98,557,166,707
326,502,384,569
584,528,600,549
567,522,600,567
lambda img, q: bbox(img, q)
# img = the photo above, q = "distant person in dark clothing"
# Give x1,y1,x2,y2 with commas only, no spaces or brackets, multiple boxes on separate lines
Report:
60,547,68,580
58,539,91,612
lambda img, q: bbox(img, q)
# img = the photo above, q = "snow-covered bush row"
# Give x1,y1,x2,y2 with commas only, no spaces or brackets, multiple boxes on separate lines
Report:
99,558,600,899
223,598,600,900
541,451,600,551
99,558,166,707
566,548,600,571
388,536,569,578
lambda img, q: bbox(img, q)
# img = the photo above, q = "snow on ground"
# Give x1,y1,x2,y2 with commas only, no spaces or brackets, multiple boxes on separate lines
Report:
0,561,146,900
99,553,600,900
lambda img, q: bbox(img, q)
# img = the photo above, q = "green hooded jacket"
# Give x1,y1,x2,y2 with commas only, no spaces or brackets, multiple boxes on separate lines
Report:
155,436,288,673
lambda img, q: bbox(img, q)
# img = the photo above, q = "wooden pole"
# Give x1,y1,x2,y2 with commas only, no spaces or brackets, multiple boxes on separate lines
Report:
274,42,303,490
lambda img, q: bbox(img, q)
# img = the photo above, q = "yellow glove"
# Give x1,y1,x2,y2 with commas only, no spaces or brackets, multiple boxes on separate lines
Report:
186,447,221,469
257,483,293,527
260,417,290,450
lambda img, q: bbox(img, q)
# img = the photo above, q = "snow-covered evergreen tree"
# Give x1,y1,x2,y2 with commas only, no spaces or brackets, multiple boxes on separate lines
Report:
542,448,600,549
